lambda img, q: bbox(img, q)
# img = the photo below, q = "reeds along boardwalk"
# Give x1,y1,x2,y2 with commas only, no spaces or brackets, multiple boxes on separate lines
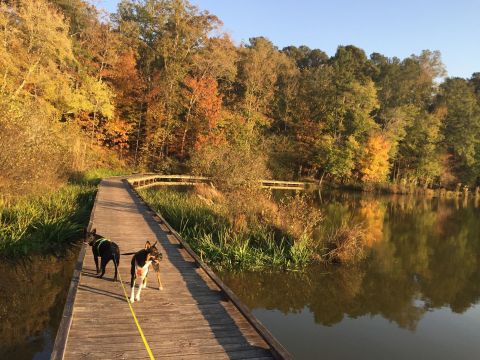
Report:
52,176,291,360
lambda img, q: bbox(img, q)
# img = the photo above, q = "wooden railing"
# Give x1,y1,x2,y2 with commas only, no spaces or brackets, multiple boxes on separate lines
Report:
128,174,313,190
128,174,211,189
260,179,307,190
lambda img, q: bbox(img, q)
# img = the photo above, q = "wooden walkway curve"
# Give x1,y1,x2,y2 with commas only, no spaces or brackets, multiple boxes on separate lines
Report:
52,177,290,360
129,174,312,190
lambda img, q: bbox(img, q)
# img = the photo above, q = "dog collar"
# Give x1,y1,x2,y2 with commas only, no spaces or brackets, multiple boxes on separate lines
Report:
95,238,110,253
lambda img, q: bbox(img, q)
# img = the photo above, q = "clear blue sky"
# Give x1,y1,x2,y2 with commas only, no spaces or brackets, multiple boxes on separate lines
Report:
99,0,479,78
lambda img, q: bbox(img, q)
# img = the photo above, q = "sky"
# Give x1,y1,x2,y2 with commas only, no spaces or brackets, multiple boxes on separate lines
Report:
99,0,480,78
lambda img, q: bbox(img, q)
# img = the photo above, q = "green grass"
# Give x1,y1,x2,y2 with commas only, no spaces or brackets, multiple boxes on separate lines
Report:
139,188,316,271
0,168,130,257
0,184,95,257
68,168,130,186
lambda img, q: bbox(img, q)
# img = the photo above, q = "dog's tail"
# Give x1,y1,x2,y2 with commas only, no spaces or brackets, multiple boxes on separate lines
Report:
121,252,137,255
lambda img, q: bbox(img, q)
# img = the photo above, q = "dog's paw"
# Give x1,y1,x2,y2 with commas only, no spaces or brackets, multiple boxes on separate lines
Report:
159,286,163,291
135,296,141,302
129,297,135,303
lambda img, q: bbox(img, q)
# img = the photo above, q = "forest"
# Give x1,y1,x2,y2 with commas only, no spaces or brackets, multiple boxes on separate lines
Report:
1,0,480,195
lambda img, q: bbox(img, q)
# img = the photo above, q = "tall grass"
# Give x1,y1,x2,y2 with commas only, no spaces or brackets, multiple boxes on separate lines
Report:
323,222,366,263
0,168,129,257
0,185,94,256
139,188,317,270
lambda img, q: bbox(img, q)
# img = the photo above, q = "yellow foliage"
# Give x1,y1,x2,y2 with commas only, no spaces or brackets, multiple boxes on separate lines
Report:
358,199,385,246
359,132,391,183
0,0,73,100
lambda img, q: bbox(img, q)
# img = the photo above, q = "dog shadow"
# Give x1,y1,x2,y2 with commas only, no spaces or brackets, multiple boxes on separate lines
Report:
78,282,126,302
82,270,117,282
80,270,126,302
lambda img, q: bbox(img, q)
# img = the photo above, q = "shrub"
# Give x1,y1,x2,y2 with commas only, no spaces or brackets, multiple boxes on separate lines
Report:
323,221,366,263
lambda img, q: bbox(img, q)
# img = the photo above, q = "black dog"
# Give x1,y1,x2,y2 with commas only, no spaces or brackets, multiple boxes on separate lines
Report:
85,228,120,281
129,241,163,302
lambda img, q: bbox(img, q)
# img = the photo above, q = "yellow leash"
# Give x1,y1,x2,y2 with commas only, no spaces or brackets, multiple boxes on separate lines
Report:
115,264,156,360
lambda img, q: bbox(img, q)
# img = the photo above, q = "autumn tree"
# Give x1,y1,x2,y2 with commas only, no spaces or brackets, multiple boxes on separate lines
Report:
0,0,79,185
290,46,379,183
180,76,222,155
116,0,222,170
179,35,237,158
370,50,446,183
236,37,295,125
358,133,392,183
51,0,132,153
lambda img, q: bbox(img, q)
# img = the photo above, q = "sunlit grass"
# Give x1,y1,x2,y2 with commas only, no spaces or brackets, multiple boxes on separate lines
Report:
139,188,316,270
0,168,130,257
0,185,94,256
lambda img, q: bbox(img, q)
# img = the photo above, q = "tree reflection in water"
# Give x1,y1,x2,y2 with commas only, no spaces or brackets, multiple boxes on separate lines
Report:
221,193,480,331
0,251,77,359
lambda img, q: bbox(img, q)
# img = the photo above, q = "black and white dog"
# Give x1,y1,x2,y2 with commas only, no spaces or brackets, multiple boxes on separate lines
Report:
129,241,163,302
85,228,120,282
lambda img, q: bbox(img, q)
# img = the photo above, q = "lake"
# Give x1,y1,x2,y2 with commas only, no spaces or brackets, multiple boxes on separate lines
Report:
2,191,479,359
221,192,480,359
0,250,77,360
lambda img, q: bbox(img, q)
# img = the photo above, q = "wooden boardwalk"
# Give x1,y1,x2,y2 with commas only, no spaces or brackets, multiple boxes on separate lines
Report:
129,174,312,191
52,177,290,360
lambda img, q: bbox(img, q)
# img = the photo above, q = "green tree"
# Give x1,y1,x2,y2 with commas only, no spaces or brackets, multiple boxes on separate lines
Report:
438,78,480,184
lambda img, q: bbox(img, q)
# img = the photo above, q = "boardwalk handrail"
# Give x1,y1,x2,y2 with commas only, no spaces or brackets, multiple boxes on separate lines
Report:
51,186,101,360
128,178,293,360
128,174,312,190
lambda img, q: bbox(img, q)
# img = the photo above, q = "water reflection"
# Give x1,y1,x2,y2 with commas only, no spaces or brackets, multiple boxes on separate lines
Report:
0,251,77,359
221,194,480,359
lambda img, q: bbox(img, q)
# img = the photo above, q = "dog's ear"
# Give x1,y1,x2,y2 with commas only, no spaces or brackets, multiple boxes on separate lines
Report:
92,228,96,235
151,241,158,248
145,241,151,249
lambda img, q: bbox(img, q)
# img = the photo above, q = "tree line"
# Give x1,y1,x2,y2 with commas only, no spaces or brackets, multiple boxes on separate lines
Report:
1,0,479,190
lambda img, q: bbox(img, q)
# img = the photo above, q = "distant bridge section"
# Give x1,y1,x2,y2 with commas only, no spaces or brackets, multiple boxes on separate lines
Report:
129,174,314,190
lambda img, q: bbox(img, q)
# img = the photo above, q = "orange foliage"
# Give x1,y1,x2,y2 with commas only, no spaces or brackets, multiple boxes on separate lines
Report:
102,117,133,149
183,76,223,150
107,50,144,113
185,76,222,129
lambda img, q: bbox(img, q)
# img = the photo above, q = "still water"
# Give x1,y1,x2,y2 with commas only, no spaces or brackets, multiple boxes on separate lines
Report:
0,250,77,359
221,192,480,359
